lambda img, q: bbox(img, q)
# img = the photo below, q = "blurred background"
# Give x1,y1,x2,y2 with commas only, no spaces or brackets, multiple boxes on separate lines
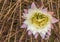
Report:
0,0,60,42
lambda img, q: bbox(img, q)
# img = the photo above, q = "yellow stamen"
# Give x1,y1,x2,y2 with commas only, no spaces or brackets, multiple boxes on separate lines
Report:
30,12,50,29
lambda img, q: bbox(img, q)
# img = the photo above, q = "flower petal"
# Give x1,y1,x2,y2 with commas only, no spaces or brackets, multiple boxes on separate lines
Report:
21,24,27,28
22,13,27,19
28,30,32,35
47,31,51,36
40,32,46,39
21,16,26,19
42,8,48,11
40,5,44,9
31,2,37,9
51,25,54,29
51,17,59,23
41,34,45,39
48,12,54,15
24,9,28,14
23,13,26,16
45,31,51,40
34,33,38,39
48,28,51,32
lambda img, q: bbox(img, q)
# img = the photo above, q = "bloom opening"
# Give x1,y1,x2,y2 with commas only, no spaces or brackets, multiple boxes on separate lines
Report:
21,2,58,39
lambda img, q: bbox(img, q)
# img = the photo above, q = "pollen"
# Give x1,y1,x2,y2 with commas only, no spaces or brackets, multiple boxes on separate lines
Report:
30,12,49,29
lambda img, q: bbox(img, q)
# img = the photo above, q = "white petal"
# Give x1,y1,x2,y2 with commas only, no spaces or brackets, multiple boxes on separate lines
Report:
40,32,46,39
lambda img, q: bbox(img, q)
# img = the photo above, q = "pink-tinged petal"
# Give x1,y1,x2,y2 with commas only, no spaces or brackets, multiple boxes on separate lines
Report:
52,17,59,23
48,27,51,32
24,9,28,14
40,5,44,9
47,31,51,36
51,25,54,29
21,16,26,19
31,2,37,9
42,8,48,11
28,30,32,35
22,13,27,19
22,13,27,18
23,13,26,16
21,24,27,28
48,12,54,15
40,33,46,39
34,33,38,39
41,34,46,39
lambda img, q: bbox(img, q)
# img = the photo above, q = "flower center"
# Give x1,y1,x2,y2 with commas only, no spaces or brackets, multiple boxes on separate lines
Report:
30,12,50,29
